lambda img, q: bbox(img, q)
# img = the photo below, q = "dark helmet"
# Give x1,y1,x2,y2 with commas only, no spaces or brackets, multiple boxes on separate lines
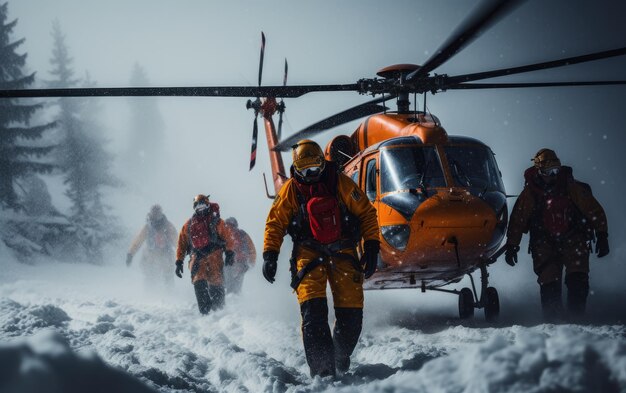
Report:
532,148,561,176
225,217,238,228
292,139,325,182
193,194,210,212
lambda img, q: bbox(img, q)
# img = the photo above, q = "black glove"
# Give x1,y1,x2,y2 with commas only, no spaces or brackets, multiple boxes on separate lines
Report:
126,253,133,267
262,251,278,284
504,244,520,266
224,250,235,266
175,260,184,278
361,240,380,279
596,232,609,258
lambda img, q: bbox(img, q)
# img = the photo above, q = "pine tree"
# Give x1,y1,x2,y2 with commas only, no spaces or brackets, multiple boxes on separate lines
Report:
125,63,166,185
48,21,120,262
0,2,55,209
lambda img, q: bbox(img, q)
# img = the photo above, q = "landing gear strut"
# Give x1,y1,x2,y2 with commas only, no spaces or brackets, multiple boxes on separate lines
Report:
458,263,499,321
411,247,506,321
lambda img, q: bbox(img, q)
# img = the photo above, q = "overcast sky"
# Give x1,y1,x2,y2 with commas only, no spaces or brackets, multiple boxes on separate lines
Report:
6,0,626,296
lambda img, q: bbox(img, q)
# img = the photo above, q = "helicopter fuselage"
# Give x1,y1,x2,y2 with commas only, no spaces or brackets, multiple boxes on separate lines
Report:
330,112,508,290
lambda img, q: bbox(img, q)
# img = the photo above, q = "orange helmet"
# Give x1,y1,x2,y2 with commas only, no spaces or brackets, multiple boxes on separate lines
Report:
193,194,210,212
292,139,325,180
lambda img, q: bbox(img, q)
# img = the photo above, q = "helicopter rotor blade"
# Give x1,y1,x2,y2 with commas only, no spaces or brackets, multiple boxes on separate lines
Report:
258,32,265,88
249,115,258,171
0,84,360,99
407,0,525,81
277,58,288,140
447,80,626,90
444,47,626,86
446,47,626,88
274,95,392,152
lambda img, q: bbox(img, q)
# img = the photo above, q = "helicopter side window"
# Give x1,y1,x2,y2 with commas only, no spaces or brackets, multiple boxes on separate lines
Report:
380,146,445,193
444,145,505,194
365,159,377,201
351,171,359,186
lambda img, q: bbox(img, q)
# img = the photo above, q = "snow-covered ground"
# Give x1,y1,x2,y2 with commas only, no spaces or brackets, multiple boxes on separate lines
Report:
1,255,625,393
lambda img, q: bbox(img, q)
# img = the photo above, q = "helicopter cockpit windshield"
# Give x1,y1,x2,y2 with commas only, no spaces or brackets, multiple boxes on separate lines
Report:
380,146,446,193
444,145,505,195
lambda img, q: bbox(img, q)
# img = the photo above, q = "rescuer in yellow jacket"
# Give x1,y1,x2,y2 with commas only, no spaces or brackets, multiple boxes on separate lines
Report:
262,139,379,378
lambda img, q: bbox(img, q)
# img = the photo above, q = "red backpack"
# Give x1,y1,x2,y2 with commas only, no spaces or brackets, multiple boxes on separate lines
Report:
189,203,221,250
294,169,342,244
524,166,577,238
541,195,573,237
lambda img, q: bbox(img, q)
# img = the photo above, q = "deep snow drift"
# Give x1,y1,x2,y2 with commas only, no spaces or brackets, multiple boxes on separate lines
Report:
1,256,625,393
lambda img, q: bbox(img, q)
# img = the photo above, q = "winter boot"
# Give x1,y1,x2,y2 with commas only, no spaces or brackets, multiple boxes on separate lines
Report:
194,280,212,315
540,281,563,323
208,285,225,310
565,272,589,322
333,307,363,374
300,298,335,378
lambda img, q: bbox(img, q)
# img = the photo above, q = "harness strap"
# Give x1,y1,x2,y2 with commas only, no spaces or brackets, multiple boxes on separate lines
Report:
289,239,360,290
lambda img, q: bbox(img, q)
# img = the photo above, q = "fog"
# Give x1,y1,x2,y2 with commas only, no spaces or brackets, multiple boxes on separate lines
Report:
2,0,626,390
5,0,626,316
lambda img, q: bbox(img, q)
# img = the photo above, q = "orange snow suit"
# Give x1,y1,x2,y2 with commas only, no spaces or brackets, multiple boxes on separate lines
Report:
128,220,178,283
227,226,257,270
176,218,235,285
223,224,257,293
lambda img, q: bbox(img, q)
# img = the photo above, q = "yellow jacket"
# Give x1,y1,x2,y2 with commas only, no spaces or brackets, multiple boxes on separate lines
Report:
264,171,379,253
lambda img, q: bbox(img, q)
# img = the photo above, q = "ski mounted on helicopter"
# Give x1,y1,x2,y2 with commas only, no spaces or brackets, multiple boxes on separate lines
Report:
1,0,626,320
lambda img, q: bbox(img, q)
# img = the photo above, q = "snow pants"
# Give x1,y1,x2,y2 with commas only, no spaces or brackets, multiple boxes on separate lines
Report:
188,249,224,286
294,246,364,376
224,262,249,294
531,232,590,320
294,246,364,308
140,249,174,288
300,298,363,377
189,249,225,314
194,281,225,314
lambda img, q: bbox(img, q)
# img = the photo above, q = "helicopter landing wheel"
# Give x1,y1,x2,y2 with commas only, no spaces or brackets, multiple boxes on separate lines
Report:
483,287,500,322
458,287,474,319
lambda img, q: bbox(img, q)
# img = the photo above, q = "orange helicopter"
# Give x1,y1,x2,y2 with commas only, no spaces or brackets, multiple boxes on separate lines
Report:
2,0,626,320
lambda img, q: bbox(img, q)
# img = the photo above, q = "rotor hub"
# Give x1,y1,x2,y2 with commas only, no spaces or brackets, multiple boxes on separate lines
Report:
376,64,421,79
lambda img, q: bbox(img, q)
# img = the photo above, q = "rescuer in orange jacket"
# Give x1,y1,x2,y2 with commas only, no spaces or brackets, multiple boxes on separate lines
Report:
262,139,380,377
126,204,178,287
175,194,236,314
223,217,257,294
504,149,609,321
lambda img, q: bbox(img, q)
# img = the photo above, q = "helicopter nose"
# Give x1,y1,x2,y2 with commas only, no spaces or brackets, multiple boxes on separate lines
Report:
407,189,498,268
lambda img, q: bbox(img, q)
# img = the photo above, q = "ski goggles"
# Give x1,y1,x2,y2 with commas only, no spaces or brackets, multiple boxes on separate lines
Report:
194,202,209,212
296,166,322,178
539,166,560,176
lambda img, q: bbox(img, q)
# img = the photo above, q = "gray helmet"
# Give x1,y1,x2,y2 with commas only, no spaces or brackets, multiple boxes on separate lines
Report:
225,217,238,228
